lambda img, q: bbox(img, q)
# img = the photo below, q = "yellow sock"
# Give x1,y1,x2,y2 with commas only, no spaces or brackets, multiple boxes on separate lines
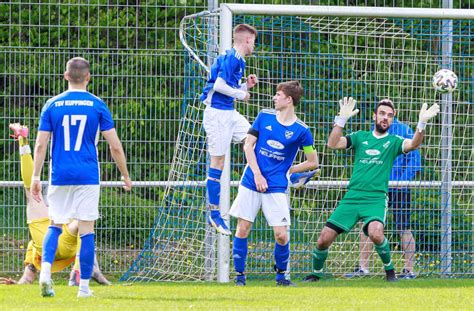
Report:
19,137,33,188
73,235,81,271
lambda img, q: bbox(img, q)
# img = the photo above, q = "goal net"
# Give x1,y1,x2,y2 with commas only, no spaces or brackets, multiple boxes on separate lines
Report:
122,5,473,282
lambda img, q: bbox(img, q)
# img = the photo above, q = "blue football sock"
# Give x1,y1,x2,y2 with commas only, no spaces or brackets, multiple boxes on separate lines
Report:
274,242,290,281
233,237,248,274
207,168,222,207
210,210,222,219
79,233,95,280
42,226,62,264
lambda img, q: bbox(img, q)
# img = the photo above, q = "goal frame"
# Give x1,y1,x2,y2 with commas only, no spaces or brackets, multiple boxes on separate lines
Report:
216,4,474,282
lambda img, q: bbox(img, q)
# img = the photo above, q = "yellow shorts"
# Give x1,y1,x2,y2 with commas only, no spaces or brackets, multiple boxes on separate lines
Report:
25,218,78,272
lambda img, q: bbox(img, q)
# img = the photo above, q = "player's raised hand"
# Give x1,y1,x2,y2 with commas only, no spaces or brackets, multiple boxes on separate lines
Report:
247,74,258,89
338,97,359,120
121,176,132,191
419,102,440,123
254,172,268,192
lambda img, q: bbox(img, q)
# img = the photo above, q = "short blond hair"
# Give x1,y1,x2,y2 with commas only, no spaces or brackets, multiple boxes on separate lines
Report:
233,24,258,38
66,57,90,84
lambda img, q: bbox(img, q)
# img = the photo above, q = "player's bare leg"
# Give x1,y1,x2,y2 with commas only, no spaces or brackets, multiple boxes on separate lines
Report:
399,230,416,278
91,255,112,285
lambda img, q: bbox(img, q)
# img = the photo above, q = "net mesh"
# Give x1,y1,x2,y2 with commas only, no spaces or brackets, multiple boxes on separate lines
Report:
123,11,473,281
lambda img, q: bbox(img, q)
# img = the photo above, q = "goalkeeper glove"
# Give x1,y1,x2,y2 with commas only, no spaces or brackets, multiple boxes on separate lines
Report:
334,97,359,128
289,168,321,189
417,102,440,132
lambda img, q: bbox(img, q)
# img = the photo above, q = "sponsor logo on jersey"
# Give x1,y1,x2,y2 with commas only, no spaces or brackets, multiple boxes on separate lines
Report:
259,148,285,161
360,157,383,165
362,141,368,145
265,125,272,131
383,141,391,148
285,130,294,139
365,149,381,156
267,140,285,150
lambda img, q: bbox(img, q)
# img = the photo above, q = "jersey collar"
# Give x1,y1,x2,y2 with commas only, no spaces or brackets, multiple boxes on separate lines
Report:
67,89,88,92
372,130,388,139
232,46,246,62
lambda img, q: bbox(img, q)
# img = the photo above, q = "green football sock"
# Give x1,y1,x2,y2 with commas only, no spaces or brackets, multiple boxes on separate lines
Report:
374,238,394,271
311,247,328,276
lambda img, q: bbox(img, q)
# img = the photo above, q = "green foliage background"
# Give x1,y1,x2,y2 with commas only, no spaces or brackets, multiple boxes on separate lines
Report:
0,1,472,275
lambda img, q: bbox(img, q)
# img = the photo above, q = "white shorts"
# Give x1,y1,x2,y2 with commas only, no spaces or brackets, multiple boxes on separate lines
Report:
229,186,291,227
47,185,100,224
203,106,250,156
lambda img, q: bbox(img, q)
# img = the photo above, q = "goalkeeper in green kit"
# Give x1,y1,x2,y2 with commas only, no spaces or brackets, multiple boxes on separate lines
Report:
304,97,439,282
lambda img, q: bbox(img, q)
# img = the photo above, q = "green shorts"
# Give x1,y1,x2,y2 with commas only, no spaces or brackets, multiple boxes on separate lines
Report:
327,190,388,236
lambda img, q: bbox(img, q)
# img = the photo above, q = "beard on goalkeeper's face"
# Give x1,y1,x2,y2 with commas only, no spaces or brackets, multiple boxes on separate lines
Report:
375,120,390,134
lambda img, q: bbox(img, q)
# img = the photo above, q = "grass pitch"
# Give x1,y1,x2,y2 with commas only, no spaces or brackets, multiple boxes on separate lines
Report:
0,278,472,310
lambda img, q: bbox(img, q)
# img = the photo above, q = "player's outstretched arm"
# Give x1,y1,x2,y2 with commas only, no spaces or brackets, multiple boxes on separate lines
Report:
243,134,268,192
404,103,440,153
102,129,132,191
289,150,320,188
0,265,36,285
289,149,319,174
31,131,51,202
327,97,359,150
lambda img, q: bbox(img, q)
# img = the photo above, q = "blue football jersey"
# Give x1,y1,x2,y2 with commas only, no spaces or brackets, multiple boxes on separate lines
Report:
39,90,115,186
241,109,314,193
200,48,246,110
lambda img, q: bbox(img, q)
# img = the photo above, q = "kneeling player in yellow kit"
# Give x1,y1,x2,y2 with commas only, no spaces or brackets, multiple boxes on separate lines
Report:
0,124,110,286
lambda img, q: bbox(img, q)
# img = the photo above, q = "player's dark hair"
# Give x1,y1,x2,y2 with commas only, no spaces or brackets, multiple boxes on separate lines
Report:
233,24,258,38
375,98,396,114
66,57,90,84
277,81,304,106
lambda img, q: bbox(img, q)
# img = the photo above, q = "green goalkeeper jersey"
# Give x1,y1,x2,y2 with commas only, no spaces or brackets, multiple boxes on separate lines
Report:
346,130,405,194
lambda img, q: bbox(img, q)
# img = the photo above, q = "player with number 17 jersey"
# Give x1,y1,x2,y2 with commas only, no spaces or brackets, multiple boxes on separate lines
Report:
39,90,114,186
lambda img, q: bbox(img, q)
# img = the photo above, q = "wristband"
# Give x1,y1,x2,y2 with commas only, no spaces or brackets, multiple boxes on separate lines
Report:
31,175,40,181
334,116,347,128
417,121,426,132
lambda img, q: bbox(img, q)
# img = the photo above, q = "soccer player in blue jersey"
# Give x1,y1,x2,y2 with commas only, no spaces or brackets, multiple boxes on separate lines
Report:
346,107,421,279
230,81,320,286
201,24,258,235
31,57,132,298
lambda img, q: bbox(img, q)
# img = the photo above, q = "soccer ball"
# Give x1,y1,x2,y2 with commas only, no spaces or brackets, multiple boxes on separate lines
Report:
432,69,458,94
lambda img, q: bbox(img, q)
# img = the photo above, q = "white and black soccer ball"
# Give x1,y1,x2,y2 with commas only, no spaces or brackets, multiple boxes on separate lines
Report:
432,69,458,94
